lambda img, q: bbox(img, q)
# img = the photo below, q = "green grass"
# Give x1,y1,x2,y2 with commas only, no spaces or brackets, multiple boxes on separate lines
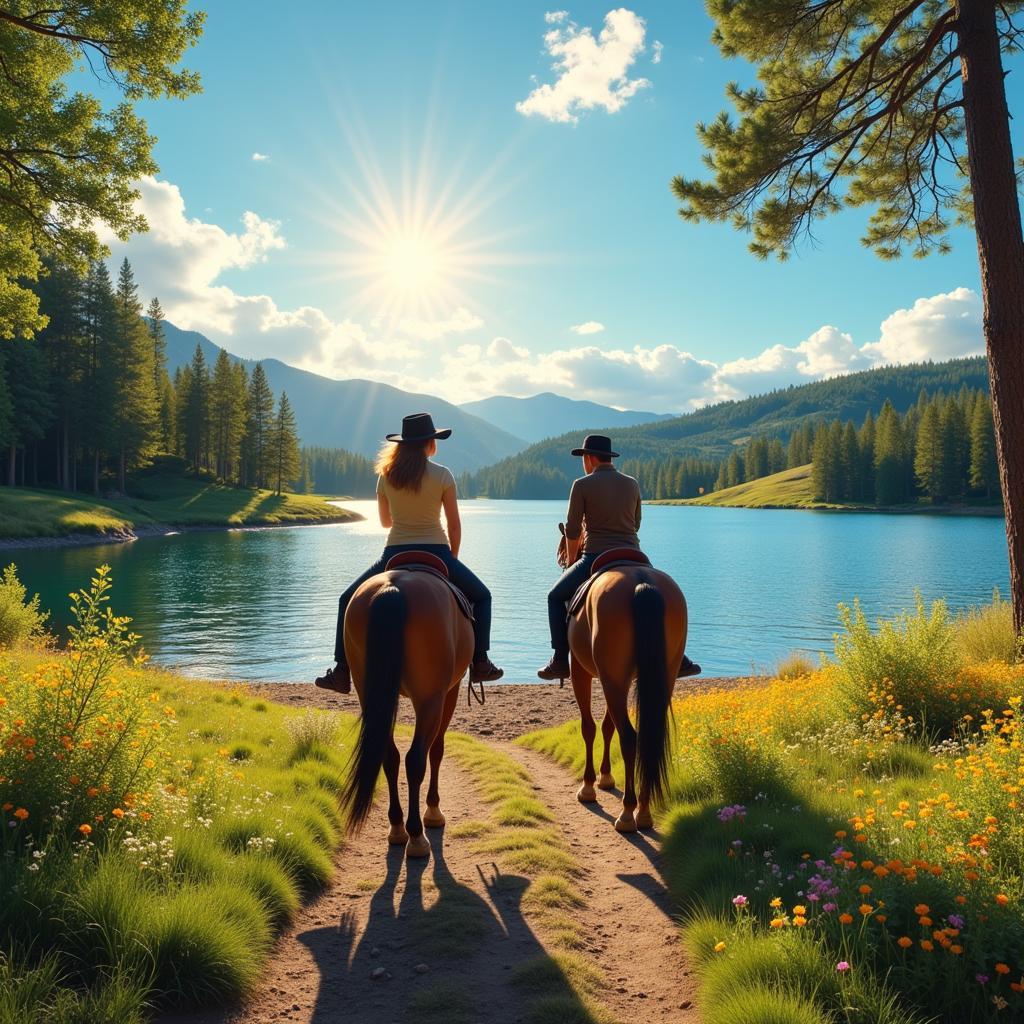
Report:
658,464,855,510
0,456,359,540
0,644,357,1020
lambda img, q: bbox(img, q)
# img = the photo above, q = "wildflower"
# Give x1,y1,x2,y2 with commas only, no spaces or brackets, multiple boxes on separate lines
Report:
839,913,853,925
921,940,935,952
950,945,963,955
836,961,851,972
769,897,782,909
995,964,1011,975
731,895,748,907
1,803,11,812
859,903,873,916
914,903,930,915
793,916,807,927
112,808,124,819
78,824,92,836
792,905,806,916
769,918,785,929
713,941,726,953
947,915,965,929
898,937,913,949
995,893,1009,906
13,808,28,821
976,974,989,985
858,884,872,895
919,916,933,927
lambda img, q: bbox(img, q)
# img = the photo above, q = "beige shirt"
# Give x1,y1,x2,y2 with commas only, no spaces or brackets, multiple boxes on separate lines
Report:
377,460,456,547
565,464,642,553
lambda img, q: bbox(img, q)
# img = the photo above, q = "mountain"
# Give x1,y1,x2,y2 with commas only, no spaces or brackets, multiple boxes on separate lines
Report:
466,356,991,497
459,393,673,443
161,322,528,474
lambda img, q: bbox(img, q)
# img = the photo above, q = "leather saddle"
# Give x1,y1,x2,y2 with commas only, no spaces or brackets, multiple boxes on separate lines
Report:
384,551,474,621
568,547,652,619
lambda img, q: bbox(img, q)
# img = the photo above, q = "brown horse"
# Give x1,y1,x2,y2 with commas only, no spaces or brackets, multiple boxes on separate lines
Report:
568,565,686,832
340,564,473,858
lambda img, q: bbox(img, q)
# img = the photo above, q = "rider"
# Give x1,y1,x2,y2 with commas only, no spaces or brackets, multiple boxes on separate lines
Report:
536,433,701,681
316,413,503,693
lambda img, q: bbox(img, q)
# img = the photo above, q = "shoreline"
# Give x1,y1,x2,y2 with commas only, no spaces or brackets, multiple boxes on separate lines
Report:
0,512,364,552
649,499,1004,517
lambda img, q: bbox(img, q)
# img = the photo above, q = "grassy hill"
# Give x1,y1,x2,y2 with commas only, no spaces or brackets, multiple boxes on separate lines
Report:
0,458,358,542
657,464,852,509
468,356,990,497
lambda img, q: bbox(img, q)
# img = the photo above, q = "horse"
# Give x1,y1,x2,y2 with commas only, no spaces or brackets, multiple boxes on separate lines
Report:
567,558,687,833
340,554,474,858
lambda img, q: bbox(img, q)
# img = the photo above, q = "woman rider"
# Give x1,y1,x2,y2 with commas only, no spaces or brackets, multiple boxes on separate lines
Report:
315,413,503,693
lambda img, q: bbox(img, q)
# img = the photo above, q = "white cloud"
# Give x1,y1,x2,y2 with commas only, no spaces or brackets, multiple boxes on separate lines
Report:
105,178,985,413
860,288,983,364
651,40,663,64
545,9,569,23
570,320,605,335
251,152,269,162
516,8,651,124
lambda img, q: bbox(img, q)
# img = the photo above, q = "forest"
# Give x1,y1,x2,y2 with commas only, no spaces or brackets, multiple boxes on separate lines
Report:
0,258,302,496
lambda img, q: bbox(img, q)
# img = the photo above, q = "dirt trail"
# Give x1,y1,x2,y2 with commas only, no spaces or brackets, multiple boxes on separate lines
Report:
164,733,697,1024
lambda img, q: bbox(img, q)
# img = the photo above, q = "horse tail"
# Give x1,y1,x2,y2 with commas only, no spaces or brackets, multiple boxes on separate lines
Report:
342,585,406,831
632,581,671,804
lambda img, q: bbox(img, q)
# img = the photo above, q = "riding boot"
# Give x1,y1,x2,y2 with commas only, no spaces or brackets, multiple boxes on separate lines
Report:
537,653,571,682
315,662,351,694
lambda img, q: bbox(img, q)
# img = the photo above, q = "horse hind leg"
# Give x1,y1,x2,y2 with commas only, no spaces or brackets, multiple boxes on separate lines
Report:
383,736,408,845
604,686,638,833
405,697,443,858
570,659,598,803
424,684,459,828
597,710,616,790
636,788,654,830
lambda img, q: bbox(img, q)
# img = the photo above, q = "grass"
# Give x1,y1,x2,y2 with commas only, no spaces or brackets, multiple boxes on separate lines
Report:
443,733,613,1023
657,464,853,510
0,456,358,541
0,570,356,1019
521,595,1024,1024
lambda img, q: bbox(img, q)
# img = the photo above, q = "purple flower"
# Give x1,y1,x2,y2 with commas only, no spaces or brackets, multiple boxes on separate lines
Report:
807,894,820,903
732,895,748,907
836,961,851,973
976,974,989,986
823,902,838,913
731,839,743,848
947,914,965,929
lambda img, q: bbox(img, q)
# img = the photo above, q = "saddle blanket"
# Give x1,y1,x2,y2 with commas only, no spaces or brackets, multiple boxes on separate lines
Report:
567,550,653,620
386,564,475,622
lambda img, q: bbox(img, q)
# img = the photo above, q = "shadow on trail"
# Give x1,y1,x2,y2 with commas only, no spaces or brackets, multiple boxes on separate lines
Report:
297,828,603,1024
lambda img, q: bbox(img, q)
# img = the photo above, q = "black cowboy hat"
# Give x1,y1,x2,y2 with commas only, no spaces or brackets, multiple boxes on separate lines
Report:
571,434,619,458
385,412,452,443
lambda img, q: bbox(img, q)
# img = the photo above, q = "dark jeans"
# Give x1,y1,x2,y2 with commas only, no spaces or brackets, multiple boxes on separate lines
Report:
547,552,598,657
334,544,492,664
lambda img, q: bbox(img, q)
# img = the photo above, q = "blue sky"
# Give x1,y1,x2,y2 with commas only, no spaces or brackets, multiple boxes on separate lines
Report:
103,1,1021,412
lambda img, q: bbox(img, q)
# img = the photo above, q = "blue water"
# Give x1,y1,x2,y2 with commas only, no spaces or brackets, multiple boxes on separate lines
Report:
9,501,1010,681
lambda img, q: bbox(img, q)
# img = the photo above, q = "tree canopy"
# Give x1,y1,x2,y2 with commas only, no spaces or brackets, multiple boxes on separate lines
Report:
0,1,204,339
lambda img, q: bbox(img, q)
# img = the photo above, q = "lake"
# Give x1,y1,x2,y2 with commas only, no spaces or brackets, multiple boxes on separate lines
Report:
8,501,1010,682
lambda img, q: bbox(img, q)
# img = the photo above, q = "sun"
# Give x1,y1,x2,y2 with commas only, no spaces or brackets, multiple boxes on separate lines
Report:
378,233,445,297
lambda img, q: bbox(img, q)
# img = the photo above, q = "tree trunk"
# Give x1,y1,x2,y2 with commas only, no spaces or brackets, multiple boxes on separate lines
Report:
958,0,1024,634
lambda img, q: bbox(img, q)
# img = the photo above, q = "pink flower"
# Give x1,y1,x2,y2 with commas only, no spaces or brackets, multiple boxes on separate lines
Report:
732,895,748,907
836,961,851,973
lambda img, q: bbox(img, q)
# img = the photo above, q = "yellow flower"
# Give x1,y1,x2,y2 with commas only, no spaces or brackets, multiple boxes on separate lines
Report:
793,916,807,927
792,905,807,916
769,897,782,909
770,918,785,929
714,941,726,953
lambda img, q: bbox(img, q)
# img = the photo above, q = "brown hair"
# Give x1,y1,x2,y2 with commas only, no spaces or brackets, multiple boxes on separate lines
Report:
376,439,431,492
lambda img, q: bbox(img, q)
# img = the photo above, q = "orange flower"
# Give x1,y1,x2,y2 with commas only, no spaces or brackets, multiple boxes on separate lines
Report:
792,905,807,916
13,808,28,821
996,963,1011,975
78,823,92,836
859,903,873,916
858,884,872,895
112,808,124,819
793,916,807,927
898,937,913,949
921,940,934,952
914,904,930,916
770,918,785,929
839,913,854,925
919,916,933,927
950,945,963,955
995,894,1010,907
1,803,12,812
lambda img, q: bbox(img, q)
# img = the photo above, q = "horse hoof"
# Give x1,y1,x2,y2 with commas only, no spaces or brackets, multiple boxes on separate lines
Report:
406,833,431,859
636,809,654,829
614,812,637,833
576,783,597,803
388,824,410,845
597,773,615,790
423,806,446,828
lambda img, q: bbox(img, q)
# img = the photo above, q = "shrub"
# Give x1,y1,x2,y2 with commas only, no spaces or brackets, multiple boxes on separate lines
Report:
0,563,48,648
774,652,816,680
697,731,793,803
956,591,1019,664
833,594,964,736
285,709,340,762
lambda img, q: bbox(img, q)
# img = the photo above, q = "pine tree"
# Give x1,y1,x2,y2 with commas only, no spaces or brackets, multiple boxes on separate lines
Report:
914,401,945,501
767,438,786,475
184,344,210,472
271,392,300,495
939,398,969,501
1,341,53,485
840,422,860,503
858,411,876,504
244,362,275,489
811,423,833,502
81,261,117,495
875,401,907,506
210,349,247,481
112,259,159,491
146,297,174,451
970,395,1000,498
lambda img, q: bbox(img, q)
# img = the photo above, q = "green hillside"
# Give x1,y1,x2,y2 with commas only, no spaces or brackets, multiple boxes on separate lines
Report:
467,356,989,498
0,458,358,541
657,464,850,509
